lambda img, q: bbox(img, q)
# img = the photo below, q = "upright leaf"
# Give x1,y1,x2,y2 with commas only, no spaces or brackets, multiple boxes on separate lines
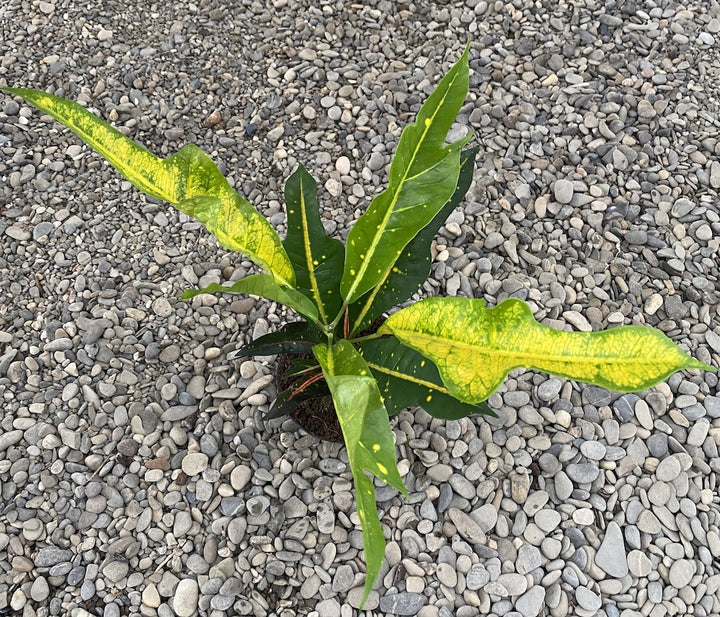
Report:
313,340,408,608
282,164,345,324
340,46,471,303
3,87,295,286
359,336,494,419
380,297,715,403
349,146,478,334
180,275,318,322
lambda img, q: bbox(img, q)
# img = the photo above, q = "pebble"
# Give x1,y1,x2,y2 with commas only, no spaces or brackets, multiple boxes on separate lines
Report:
174,579,199,617
595,522,628,577
181,452,209,476
379,593,425,615
3,8,719,617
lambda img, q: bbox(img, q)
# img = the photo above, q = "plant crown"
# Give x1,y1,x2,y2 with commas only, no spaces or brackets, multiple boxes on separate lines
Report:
3,46,714,607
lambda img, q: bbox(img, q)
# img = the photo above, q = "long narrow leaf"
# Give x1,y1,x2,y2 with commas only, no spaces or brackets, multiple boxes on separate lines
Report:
180,275,318,322
230,322,322,358
313,340,408,608
380,297,715,403
283,164,345,324
358,337,494,418
349,146,478,334
340,46,471,303
3,87,295,286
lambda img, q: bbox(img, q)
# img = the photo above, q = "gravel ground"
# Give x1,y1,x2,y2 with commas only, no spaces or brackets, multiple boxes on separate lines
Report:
1,1,720,616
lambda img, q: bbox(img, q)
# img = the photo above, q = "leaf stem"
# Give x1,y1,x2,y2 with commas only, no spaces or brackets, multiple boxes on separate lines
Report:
349,332,384,345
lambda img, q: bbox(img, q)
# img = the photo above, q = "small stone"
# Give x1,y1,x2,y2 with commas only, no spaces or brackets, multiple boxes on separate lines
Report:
336,156,351,175
656,455,682,482
30,576,50,602
142,583,161,608
379,593,425,616
534,509,561,532
436,563,457,587
516,585,545,617
0,430,23,451
628,550,652,577
553,179,574,204
668,560,695,588
595,521,628,577
332,564,355,592
576,586,602,611
566,463,599,484
448,508,486,544
466,566,490,590
517,545,542,574
102,560,129,583
173,579,199,617
316,503,335,534
181,452,209,476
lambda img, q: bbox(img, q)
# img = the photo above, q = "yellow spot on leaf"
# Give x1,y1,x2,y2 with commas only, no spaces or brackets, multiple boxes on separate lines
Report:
372,444,381,452
377,463,388,475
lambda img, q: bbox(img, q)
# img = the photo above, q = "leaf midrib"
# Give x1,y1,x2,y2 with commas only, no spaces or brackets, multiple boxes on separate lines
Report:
392,330,673,368
299,176,327,323
344,68,462,302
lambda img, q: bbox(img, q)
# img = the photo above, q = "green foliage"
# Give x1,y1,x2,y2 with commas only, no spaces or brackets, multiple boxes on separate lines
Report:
4,45,715,608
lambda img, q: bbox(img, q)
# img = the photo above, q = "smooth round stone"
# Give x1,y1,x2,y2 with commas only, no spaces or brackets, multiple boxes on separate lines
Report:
534,509,562,532
669,560,695,587
566,463,600,484
22,518,44,541
30,576,50,602
648,482,671,506
181,452,209,476
102,561,129,583
656,456,682,482
174,579,199,617
576,586,602,611
466,566,490,590
580,441,606,460
628,550,652,577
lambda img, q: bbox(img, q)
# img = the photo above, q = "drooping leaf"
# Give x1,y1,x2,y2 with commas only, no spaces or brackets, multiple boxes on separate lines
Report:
180,275,319,322
283,164,345,324
228,321,322,359
313,340,408,608
3,87,294,286
380,297,715,403
340,45,472,304
358,336,494,419
349,146,478,333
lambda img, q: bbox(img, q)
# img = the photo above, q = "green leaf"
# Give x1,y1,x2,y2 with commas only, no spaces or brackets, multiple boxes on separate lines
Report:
282,164,345,324
358,336,494,419
228,321,322,358
313,340,408,608
380,297,715,403
349,146,478,333
180,275,318,322
340,46,471,304
3,87,294,286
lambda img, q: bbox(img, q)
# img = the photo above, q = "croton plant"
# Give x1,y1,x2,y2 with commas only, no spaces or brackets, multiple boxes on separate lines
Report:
3,46,714,606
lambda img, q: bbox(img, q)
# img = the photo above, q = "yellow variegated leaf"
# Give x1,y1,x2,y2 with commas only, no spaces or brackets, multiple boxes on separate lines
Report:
313,340,408,608
379,297,715,403
3,87,295,286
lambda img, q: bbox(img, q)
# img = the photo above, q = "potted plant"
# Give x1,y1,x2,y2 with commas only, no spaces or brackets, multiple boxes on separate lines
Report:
3,46,714,608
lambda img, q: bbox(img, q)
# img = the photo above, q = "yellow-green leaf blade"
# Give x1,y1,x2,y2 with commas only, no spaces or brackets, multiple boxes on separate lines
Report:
3,87,294,286
340,46,471,303
180,274,318,323
379,297,714,403
313,340,408,608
